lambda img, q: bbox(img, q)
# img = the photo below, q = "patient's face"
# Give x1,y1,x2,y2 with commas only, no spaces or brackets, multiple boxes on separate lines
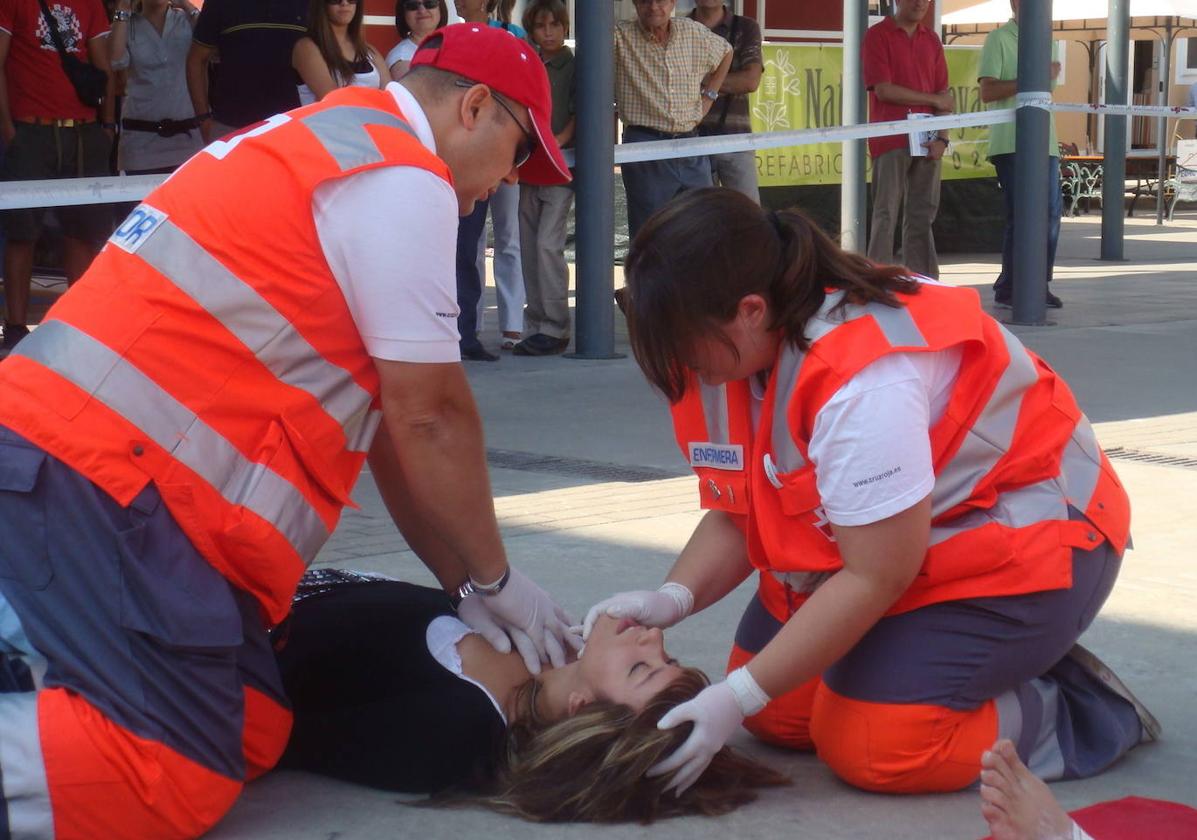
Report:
577,615,684,710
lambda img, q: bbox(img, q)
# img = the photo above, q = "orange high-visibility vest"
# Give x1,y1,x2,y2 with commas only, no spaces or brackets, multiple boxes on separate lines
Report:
0,86,453,623
671,283,1130,616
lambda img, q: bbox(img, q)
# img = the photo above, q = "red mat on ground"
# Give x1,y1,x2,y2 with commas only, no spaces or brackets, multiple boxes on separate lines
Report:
980,796,1197,839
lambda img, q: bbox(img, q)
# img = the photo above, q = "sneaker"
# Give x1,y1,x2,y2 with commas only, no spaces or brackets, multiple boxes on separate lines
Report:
1045,289,1063,309
1066,643,1162,742
0,322,30,357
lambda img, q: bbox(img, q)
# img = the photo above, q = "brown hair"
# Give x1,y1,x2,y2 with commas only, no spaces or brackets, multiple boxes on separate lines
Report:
306,0,370,86
486,0,517,24
395,0,448,39
522,0,569,38
625,187,919,403
464,668,788,823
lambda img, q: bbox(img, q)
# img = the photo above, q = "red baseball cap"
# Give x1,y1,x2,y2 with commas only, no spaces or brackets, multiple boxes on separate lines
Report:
411,23,571,186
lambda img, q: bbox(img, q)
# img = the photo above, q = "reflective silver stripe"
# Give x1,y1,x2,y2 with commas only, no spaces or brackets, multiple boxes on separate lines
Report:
1059,420,1103,512
867,303,928,348
769,341,807,472
699,383,729,444
14,322,329,563
994,688,1022,745
300,106,417,171
0,693,55,839
929,477,1069,547
132,217,377,453
1021,677,1066,781
350,409,384,454
931,325,1039,518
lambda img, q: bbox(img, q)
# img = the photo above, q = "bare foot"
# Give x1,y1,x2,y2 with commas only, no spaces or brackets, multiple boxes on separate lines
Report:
979,739,1075,840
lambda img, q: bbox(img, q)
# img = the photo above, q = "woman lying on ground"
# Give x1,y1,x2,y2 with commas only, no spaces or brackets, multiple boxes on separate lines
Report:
271,569,786,823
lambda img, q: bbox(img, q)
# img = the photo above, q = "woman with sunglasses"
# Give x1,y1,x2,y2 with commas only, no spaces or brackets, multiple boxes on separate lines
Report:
386,0,449,79
292,0,390,106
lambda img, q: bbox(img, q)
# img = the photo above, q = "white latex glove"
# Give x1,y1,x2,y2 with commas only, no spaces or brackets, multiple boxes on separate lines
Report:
648,667,769,795
580,582,694,640
485,567,579,673
455,593,512,654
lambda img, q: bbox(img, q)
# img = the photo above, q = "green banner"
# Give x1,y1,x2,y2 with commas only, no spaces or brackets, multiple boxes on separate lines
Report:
750,44,996,187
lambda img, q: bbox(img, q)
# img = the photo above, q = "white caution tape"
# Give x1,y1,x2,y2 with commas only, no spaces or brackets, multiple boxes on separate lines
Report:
0,173,168,210
1042,101,1197,120
6,98,1197,211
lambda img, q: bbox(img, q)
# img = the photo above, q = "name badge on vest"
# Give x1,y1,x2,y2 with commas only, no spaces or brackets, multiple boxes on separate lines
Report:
688,442,744,471
110,204,168,255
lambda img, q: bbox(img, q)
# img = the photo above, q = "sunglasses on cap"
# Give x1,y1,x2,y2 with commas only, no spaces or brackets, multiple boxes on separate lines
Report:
454,79,534,169
403,0,438,9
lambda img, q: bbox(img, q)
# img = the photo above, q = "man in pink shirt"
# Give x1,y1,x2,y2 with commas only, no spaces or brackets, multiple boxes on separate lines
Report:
862,0,951,278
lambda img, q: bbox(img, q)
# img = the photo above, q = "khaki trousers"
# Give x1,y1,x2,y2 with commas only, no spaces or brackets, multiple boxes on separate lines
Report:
867,148,942,278
518,183,575,339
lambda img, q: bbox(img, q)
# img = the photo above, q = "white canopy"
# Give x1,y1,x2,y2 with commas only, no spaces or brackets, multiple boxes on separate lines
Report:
943,0,1197,30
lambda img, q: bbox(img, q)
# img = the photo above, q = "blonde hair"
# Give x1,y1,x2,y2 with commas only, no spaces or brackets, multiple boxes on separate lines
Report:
462,668,789,823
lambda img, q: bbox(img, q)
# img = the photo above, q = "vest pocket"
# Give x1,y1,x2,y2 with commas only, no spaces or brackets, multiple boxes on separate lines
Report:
696,470,749,515
0,442,52,590
775,466,822,517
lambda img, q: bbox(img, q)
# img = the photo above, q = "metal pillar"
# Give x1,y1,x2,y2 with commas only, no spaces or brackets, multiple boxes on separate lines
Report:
1154,21,1172,225
1101,0,1129,260
1010,0,1052,325
841,0,867,253
569,0,618,359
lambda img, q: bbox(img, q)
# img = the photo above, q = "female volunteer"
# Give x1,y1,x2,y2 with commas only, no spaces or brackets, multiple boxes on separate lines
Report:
585,188,1156,797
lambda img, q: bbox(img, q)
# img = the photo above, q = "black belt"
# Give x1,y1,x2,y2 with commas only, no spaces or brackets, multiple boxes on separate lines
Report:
625,125,699,140
121,116,200,138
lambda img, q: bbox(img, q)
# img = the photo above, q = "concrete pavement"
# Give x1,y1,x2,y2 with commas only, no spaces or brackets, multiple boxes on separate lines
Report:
212,213,1197,839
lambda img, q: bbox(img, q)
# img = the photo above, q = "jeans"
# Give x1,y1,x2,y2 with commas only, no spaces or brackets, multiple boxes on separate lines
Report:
992,153,1062,293
455,199,489,353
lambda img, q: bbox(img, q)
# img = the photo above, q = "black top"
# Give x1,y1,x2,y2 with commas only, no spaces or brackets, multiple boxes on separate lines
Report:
193,0,308,127
273,574,507,793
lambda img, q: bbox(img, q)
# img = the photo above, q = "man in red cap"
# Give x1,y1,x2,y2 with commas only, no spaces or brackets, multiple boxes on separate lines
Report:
0,23,574,839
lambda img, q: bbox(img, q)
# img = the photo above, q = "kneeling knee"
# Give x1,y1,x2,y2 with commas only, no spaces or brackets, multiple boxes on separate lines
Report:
810,685,990,794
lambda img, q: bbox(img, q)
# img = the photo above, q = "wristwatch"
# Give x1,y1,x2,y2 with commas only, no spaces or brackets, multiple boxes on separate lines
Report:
449,566,511,609
113,9,132,21
702,88,719,101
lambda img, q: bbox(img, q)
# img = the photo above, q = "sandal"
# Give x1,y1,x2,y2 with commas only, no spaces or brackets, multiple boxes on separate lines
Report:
500,332,521,351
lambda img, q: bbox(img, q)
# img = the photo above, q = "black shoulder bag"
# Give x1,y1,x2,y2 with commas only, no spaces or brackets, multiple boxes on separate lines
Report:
35,0,108,108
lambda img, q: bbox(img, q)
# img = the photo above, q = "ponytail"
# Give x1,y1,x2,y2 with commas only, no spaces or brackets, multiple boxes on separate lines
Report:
625,188,919,403
767,209,917,352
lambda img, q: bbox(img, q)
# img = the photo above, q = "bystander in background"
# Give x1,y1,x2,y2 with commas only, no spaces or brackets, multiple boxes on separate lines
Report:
862,0,950,279
110,0,203,178
978,0,1063,308
614,0,731,240
454,0,528,357
386,0,446,78
689,0,762,203
292,0,389,105
0,0,115,356
187,0,307,142
513,0,574,356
